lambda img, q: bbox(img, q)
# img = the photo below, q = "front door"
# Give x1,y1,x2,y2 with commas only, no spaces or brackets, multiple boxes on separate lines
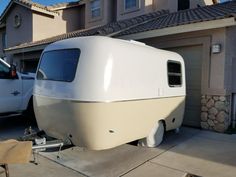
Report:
0,60,22,113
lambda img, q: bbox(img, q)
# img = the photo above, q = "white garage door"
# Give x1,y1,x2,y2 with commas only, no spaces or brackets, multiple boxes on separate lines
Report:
167,45,203,127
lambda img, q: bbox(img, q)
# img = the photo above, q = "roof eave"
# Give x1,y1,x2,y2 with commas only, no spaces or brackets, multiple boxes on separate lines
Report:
31,6,58,16
118,17,236,40
5,44,48,55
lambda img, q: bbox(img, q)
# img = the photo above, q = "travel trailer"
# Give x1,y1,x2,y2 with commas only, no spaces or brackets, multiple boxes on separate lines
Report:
33,36,186,150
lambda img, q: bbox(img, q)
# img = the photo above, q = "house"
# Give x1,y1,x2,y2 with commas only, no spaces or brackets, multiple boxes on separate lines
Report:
0,0,86,72
1,0,235,134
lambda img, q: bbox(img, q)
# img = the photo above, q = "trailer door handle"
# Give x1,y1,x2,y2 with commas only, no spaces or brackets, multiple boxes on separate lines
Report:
11,91,20,96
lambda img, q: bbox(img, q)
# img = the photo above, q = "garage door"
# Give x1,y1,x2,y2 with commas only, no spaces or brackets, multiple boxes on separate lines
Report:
167,45,203,127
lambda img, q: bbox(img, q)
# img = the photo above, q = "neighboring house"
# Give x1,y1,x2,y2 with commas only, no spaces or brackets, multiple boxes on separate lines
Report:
2,0,236,134
0,0,86,72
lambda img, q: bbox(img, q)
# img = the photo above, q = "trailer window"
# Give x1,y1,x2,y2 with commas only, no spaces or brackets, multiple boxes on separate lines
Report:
167,61,182,87
37,49,80,82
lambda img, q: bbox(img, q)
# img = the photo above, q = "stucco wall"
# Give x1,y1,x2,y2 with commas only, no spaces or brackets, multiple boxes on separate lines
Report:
85,0,115,28
6,4,33,48
32,12,66,41
117,0,154,21
33,5,85,41
58,5,85,32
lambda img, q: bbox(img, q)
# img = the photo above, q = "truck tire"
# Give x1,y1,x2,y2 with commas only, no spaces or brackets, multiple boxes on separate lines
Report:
138,121,164,147
23,97,36,123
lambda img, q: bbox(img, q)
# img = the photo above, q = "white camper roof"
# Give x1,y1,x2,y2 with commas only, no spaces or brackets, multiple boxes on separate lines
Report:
37,36,185,102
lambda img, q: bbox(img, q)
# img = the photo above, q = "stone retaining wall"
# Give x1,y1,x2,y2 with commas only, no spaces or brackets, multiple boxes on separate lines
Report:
201,95,230,133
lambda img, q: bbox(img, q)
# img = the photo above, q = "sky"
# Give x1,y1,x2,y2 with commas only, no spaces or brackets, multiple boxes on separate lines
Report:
0,0,79,16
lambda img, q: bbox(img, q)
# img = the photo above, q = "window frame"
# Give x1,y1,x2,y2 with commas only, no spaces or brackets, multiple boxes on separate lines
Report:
178,0,190,11
123,0,140,13
90,0,101,19
167,60,182,88
36,48,81,83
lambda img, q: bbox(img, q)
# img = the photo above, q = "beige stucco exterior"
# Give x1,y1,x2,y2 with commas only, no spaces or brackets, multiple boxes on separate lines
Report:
1,3,86,48
117,0,154,21
85,0,115,28
32,6,85,41
6,4,33,48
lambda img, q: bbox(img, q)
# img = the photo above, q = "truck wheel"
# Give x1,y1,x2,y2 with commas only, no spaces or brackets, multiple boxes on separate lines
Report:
24,98,36,123
138,121,164,147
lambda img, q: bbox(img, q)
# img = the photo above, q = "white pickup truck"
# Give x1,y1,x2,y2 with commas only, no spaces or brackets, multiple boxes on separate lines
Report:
0,58,35,117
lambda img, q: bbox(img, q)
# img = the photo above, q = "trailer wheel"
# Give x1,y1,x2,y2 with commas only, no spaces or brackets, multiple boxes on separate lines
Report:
138,121,164,147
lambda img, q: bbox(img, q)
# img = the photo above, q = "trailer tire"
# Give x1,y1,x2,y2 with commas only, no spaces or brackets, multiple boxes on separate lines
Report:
138,121,164,147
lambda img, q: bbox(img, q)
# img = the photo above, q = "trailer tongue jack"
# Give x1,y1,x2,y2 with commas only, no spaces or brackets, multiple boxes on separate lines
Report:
21,127,71,165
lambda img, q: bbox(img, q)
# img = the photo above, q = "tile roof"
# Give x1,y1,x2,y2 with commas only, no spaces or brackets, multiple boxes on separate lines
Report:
5,10,168,52
47,1,82,11
115,1,236,37
5,1,236,52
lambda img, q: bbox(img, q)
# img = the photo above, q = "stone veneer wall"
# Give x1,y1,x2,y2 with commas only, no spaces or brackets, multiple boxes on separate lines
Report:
201,95,230,133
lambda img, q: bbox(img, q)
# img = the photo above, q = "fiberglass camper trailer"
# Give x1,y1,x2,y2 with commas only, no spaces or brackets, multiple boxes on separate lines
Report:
33,36,186,150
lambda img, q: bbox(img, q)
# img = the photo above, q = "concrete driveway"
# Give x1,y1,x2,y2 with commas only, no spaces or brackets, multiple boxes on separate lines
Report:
1,116,236,177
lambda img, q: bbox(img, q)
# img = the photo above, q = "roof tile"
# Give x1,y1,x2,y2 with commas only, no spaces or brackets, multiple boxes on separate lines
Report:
115,1,236,37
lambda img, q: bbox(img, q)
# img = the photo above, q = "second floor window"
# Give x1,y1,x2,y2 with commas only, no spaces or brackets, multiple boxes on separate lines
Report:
125,0,137,10
91,0,101,18
178,0,190,10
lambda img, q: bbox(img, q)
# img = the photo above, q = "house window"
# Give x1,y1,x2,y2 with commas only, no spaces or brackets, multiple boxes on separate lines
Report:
2,32,7,50
124,0,139,11
167,61,182,87
14,14,21,28
125,0,137,10
90,0,101,18
178,0,190,10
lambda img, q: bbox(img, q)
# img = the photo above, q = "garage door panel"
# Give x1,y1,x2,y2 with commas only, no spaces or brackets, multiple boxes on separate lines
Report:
167,45,202,127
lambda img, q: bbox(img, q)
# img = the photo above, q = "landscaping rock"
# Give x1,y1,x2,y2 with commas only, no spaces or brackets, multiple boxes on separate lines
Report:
216,111,227,123
208,114,215,120
219,96,226,102
208,107,218,115
207,119,215,127
215,101,226,111
206,99,214,108
214,124,225,133
201,122,209,129
201,106,208,112
201,112,208,121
